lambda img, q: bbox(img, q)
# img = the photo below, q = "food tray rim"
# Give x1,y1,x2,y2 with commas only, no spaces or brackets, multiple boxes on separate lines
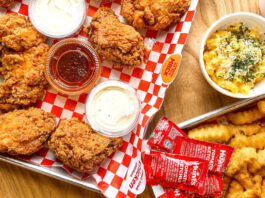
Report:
178,94,265,129
2,95,265,192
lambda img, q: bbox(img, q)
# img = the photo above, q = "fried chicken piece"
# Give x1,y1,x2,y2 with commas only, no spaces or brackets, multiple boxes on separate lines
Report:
0,0,14,7
48,118,123,173
0,43,49,113
0,13,46,51
85,7,145,68
0,108,56,155
121,0,191,30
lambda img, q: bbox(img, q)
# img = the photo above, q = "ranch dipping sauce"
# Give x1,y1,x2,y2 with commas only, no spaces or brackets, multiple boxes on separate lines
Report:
29,0,86,38
86,81,140,137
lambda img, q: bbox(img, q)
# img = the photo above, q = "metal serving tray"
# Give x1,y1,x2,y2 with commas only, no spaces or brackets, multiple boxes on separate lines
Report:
1,94,265,193
0,154,100,192
178,94,265,130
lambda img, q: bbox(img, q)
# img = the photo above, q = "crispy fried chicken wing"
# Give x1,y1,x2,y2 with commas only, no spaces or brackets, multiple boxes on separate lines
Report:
85,7,145,68
121,0,191,30
0,108,56,155
0,43,49,113
0,13,46,51
0,0,14,7
48,118,123,173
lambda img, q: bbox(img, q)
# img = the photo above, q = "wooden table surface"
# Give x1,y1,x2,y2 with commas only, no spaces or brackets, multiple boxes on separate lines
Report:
0,0,261,198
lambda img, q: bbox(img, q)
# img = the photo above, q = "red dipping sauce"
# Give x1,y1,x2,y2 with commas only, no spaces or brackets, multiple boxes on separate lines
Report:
45,39,101,95
57,50,91,83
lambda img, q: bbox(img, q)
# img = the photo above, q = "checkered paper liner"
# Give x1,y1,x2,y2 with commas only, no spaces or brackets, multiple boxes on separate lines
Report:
0,0,199,197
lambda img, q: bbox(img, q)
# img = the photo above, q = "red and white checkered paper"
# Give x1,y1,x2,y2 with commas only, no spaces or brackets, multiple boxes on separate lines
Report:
0,0,199,197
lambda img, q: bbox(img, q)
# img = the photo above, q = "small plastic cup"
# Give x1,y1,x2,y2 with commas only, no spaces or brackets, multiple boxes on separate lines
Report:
45,38,101,95
29,0,87,39
85,80,141,137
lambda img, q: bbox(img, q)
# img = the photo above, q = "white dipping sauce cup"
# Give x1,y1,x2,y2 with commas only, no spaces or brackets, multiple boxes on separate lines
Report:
29,0,87,39
86,80,141,137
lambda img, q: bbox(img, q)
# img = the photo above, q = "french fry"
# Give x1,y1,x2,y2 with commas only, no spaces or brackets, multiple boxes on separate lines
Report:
261,180,265,198
241,190,260,198
188,100,265,196
256,169,265,177
227,107,264,125
215,176,232,198
187,124,230,143
234,168,253,189
226,147,257,177
227,180,243,198
227,124,261,136
227,181,261,198
234,168,262,197
258,100,265,114
229,133,248,148
249,149,265,173
252,175,262,197
248,128,265,149
229,129,265,149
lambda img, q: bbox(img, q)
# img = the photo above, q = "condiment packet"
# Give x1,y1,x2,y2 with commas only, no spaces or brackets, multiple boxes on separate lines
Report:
164,188,195,198
203,174,223,196
171,136,234,176
143,153,209,195
146,118,233,196
164,174,223,197
147,117,187,152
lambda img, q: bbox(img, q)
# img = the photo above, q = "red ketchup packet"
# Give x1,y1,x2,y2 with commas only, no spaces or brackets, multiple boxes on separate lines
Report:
165,174,223,197
147,117,187,152
143,152,209,195
164,188,194,198
171,136,234,176
203,174,223,196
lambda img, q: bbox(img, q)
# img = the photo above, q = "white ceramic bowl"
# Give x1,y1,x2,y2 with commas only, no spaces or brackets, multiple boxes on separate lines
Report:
199,12,265,98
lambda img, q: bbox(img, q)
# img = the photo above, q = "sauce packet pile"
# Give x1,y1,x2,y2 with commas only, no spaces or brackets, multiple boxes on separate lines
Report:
145,117,234,197
144,152,209,195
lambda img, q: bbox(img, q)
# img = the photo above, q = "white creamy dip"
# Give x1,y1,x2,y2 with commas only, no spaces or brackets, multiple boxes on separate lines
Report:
30,0,85,37
86,81,140,137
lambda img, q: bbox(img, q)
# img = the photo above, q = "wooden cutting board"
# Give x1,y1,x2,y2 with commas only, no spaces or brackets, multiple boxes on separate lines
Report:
0,0,260,198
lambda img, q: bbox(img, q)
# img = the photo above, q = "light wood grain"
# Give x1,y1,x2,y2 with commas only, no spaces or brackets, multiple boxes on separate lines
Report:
260,0,265,16
0,0,260,198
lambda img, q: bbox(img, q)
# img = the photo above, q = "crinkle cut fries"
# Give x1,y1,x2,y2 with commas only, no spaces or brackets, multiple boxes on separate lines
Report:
187,99,265,198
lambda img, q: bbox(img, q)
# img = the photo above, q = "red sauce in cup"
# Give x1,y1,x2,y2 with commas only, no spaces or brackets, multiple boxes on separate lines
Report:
57,50,91,84
45,38,101,95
